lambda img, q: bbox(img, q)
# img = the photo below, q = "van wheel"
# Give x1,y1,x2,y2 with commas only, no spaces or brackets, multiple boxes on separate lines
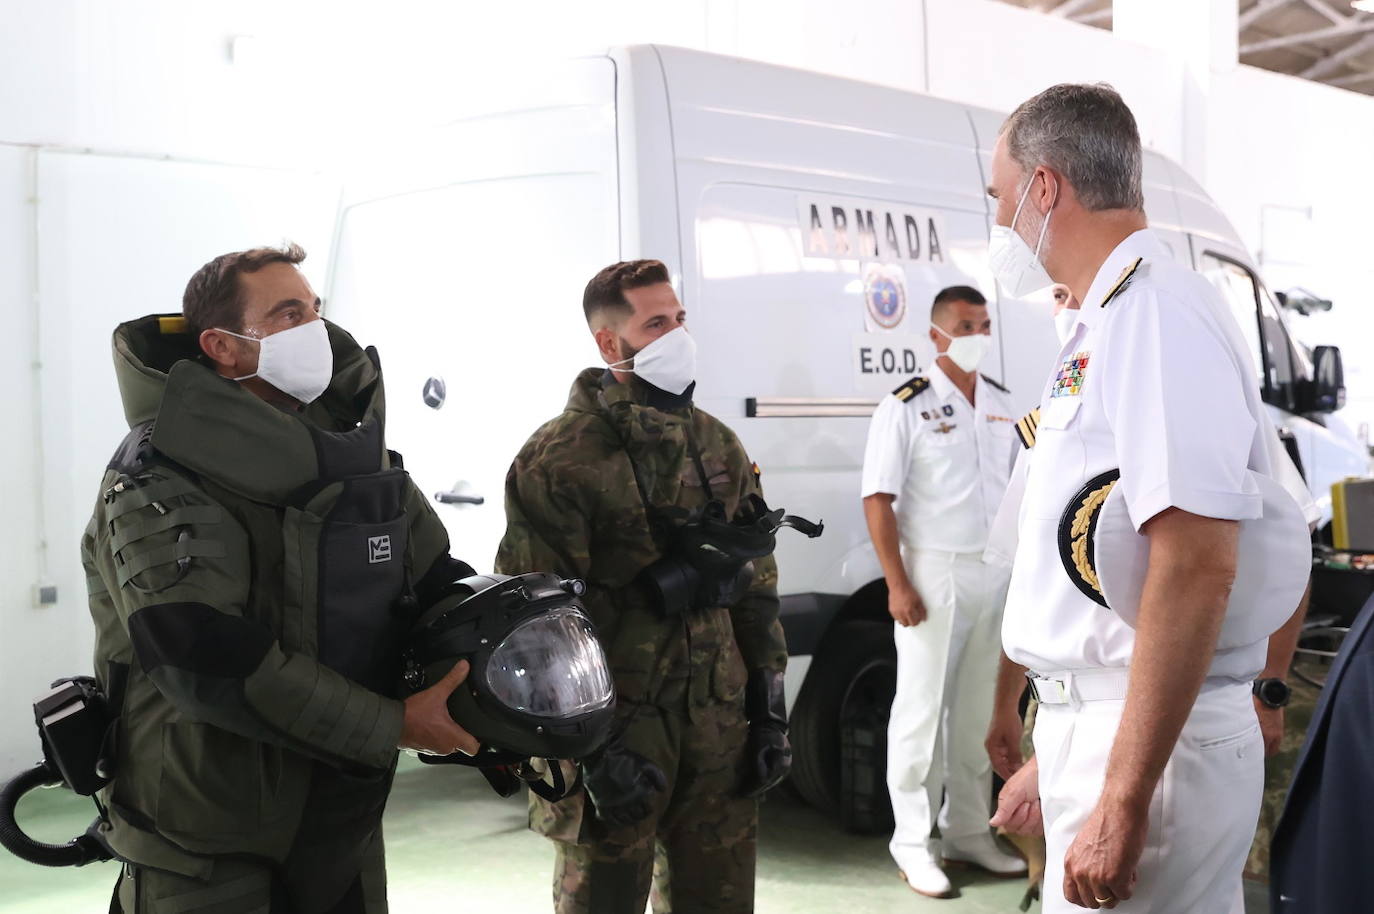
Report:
788,620,896,828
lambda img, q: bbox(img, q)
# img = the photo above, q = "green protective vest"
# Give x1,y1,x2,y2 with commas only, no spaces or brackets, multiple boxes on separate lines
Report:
82,315,458,891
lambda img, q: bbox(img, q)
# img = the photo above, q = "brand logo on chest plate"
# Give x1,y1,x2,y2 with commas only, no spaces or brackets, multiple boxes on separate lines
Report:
368,535,393,564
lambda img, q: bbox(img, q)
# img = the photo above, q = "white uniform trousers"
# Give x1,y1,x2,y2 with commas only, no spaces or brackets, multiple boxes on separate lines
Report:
1035,681,1261,913
888,549,1008,860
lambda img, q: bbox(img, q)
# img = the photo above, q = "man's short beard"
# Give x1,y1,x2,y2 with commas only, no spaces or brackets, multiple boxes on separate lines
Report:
615,336,640,369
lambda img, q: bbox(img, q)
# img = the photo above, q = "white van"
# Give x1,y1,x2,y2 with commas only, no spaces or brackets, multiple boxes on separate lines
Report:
325,44,1367,826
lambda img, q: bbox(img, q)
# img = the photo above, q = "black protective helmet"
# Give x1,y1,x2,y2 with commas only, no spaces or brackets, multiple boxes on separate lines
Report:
403,573,615,765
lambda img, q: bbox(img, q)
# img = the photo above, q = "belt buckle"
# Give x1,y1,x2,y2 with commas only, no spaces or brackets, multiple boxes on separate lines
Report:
1027,673,1070,704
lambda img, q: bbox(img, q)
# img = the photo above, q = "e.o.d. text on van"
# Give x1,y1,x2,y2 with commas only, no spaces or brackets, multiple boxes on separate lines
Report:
850,332,929,397
798,196,946,263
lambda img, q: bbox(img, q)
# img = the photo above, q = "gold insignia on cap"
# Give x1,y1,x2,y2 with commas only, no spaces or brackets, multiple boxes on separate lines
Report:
1069,481,1116,594
1015,408,1040,450
1057,469,1120,608
1099,257,1143,309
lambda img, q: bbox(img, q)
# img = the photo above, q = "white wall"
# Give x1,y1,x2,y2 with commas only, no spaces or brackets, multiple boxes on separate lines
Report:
0,151,337,772
924,0,1188,161
1,5,347,772
1,147,44,775
4,0,1373,769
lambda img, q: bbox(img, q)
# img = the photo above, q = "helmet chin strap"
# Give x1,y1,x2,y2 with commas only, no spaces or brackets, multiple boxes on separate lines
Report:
414,746,580,801
518,759,579,802
471,758,578,802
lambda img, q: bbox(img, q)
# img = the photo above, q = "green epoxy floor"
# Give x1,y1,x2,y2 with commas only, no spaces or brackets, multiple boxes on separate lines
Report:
0,757,1270,912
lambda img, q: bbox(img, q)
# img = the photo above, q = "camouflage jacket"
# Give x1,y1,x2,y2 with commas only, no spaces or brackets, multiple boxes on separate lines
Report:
495,368,785,722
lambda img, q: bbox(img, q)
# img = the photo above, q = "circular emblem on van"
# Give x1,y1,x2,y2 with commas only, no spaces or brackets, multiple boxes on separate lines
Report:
863,263,907,329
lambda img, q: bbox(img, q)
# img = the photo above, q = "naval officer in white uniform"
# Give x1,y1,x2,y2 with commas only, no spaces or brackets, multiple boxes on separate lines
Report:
861,285,1027,898
984,84,1309,912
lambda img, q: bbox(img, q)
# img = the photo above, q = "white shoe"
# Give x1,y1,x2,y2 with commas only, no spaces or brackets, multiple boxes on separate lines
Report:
894,850,954,899
941,832,1028,877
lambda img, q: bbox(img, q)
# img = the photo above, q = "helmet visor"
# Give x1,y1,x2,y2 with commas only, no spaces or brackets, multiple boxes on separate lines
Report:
486,607,614,718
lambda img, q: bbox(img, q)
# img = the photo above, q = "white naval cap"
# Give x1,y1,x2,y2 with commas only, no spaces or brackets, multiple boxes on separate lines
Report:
1059,469,1310,650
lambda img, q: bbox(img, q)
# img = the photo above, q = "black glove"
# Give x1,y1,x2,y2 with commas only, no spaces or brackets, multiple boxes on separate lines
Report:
740,669,791,798
581,738,668,830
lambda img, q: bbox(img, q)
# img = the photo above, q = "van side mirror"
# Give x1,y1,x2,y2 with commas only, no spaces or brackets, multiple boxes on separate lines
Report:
1306,345,1346,414
1278,288,1334,316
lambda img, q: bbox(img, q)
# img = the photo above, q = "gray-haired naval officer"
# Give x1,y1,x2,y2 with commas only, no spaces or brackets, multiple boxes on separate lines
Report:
986,85,1308,913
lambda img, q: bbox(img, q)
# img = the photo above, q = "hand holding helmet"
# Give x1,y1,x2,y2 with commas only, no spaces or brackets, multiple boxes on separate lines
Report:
398,660,479,757
740,669,791,798
402,573,616,769
581,738,669,829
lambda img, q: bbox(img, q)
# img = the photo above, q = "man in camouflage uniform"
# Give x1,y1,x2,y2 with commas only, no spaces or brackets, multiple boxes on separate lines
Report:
495,259,790,914
85,244,478,913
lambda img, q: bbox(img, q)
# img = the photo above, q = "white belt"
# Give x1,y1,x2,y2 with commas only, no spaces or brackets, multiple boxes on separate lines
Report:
1028,670,1245,705
1026,670,1130,705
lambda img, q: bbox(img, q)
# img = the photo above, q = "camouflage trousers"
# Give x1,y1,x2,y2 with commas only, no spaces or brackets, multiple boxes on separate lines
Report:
111,830,386,914
542,696,758,914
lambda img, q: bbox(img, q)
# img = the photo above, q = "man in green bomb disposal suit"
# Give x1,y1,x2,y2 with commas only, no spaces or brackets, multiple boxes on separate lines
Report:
84,244,480,914
496,259,794,914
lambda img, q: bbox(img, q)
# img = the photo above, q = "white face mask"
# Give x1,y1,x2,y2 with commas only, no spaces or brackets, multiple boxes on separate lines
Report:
931,323,991,373
216,319,333,405
610,326,697,396
1054,307,1080,346
988,174,1055,298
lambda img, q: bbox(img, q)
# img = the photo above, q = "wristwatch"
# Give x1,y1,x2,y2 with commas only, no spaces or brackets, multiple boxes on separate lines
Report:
1253,678,1292,709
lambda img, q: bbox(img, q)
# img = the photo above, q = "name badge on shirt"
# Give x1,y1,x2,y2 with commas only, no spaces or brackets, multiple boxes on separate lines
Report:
1052,351,1090,398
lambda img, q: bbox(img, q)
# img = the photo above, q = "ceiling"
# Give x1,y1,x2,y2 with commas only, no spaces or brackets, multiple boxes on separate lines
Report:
999,0,1374,96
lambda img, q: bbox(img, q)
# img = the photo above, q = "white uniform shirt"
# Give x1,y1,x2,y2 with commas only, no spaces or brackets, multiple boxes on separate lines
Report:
861,365,1018,553
1002,229,1291,682
984,447,1030,569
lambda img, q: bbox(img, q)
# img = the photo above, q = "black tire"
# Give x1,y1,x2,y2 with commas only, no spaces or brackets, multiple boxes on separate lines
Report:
788,620,897,820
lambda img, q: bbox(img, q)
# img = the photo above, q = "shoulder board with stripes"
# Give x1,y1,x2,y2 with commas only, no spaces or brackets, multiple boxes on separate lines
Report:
1100,257,1144,309
1015,408,1041,450
892,376,930,403
980,374,1009,394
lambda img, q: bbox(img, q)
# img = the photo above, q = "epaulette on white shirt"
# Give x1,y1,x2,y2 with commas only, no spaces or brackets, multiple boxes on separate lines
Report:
891,375,931,403
1015,407,1041,450
1099,256,1144,309
980,374,1010,394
